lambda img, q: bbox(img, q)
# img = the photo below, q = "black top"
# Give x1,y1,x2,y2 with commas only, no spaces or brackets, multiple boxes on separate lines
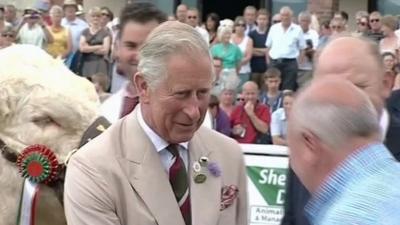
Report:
248,29,268,73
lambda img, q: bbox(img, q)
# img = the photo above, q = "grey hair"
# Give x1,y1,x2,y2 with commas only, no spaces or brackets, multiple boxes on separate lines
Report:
291,95,380,150
280,6,293,16
217,25,233,42
138,21,213,89
298,11,311,20
50,5,63,16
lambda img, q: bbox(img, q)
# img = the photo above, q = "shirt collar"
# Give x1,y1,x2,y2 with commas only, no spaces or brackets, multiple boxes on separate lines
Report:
305,142,392,223
137,104,188,152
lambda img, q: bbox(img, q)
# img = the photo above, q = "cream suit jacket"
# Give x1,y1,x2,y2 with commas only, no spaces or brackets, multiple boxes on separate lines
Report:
64,108,248,225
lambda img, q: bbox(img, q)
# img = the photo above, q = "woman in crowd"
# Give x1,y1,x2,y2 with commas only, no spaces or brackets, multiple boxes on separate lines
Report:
100,7,114,30
79,7,111,78
231,16,253,91
46,5,71,59
205,12,219,46
382,52,400,90
219,88,237,117
208,95,231,136
380,15,400,61
353,15,369,37
271,90,294,146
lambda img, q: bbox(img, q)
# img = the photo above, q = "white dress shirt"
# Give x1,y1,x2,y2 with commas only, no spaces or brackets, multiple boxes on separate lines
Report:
265,22,306,59
195,26,209,45
298,28,319,70
137,105,189,173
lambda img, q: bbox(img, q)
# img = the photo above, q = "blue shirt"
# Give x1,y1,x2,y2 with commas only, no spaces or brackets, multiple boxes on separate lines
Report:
61,17,88,52
306,143,400,225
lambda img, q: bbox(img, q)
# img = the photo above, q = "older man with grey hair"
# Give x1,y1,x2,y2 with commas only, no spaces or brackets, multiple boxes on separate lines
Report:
288,77,400,225
64,21,248,225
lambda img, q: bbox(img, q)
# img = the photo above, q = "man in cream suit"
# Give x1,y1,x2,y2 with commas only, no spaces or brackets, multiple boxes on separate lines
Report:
64,21,248,225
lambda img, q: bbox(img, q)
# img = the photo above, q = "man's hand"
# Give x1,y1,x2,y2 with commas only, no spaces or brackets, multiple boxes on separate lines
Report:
232,124,245,136
244,101,255,117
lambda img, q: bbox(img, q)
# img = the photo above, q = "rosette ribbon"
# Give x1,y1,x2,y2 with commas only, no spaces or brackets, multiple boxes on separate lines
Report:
15,144,59,225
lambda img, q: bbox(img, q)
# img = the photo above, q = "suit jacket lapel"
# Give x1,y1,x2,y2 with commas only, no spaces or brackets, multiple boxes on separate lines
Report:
117,109,185,225
189,131,221,225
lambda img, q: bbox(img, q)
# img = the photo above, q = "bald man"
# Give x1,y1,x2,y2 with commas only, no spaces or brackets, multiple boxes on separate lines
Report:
288,78,400,224
230,81,270,143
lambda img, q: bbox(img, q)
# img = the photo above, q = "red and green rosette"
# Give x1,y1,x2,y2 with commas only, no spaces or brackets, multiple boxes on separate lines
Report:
16,144,59,184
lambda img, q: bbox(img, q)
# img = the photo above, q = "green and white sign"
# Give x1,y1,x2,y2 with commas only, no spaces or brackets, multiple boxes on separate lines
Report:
241,144,289,225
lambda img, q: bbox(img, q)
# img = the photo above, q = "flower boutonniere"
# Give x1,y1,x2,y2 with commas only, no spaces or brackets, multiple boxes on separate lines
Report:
192,156,221,184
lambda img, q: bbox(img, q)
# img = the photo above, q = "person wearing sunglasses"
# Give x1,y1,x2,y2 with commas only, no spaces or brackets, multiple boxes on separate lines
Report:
329,17,345,36
354,15,369,37
0,26,15,49
100,6,114,29
365,11,383,43
186,8,209,44
379,15,400,62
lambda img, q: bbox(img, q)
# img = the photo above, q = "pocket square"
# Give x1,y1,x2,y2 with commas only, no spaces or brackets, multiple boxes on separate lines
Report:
220,185,239,211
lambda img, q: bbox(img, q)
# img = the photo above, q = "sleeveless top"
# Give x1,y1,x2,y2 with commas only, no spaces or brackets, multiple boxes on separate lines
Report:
231,36,251,74
47,26,69,58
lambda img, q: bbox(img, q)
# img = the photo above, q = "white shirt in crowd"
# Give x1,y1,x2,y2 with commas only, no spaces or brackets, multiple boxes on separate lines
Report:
231,36,251,74
298,28,319,70
270,108,287,139
265,22,306,60
195,26,209,45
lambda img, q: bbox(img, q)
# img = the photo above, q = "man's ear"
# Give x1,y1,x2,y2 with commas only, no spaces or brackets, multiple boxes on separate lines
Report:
301,130,321,166
134,72,150,104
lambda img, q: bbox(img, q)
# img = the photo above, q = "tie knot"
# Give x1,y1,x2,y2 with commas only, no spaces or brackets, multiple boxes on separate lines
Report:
166,144,179,157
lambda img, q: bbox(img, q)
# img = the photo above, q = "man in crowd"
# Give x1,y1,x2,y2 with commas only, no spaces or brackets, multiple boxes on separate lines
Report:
231,81,270,143
288,77,400,224
249,8,269,88
365,11,384,43
243,5,257,35
175,4,188,23
297,11,318,89
101,2,167,123
65,21,248,225
4,4,20,28
266,6,305,91
186,8,209,44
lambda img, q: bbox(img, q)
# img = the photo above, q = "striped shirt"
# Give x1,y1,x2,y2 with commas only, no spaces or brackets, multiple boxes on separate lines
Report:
305,143,400,225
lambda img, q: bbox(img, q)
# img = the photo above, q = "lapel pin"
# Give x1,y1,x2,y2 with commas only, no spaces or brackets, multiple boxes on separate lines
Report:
194,173,207,183
199,156,209,166
193,161,201,173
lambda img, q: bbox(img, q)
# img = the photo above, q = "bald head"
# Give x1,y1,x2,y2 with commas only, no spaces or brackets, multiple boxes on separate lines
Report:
314,36,389,116
242,81,259,104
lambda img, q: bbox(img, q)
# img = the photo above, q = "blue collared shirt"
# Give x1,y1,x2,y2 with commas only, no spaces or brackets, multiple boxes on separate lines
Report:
61,17,88,52
306,143,400,225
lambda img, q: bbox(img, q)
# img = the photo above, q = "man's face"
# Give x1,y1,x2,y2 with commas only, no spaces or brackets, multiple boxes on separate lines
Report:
383,55,395,71
186,10,198,27
256,14,268,29
265,77,280,91
299,16,310,31
213,59,222,79
283,95,293,116
244,8,256,25
280,11,292,27
117,20,160,78
330,21,344,35
140,54,213,143
369,14,381,32
242,83,259,105
220,89,235,105
4,7,15,22
176,5,187,23
63,6,77,19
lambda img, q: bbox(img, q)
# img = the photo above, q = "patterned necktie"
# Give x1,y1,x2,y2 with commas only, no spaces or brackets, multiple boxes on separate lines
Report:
167,144,191,225
120,96,139,118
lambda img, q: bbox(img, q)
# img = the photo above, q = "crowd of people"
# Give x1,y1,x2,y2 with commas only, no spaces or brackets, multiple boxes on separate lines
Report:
1,1,400,224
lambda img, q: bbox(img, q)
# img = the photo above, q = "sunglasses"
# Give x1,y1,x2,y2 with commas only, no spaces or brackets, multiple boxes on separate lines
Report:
236,98,244,101
330,25,342,30
101,13,110,17
273,20,281,23
370,19,380,23
2,33,14,38
188,16,197,19
357,22,367,26
236,23,246,27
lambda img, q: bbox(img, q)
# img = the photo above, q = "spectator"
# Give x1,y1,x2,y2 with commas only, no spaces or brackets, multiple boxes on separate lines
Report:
100,6,114,30
243,5,257,35
0,26,16,49
231,81,270,144
211,26,242,83
16,7,53,48
79,7,111,77
205,12,219,45
330,17,346,36
46,5,72,59
0,10,10,33
186,8,209,44
209,95,231,136
4,4,20,28
382,52,400,90
249,8,269,88
91,72,111,103
333,10,349,26
219,88,237,117
271,13,281,25
35,0,51,26
365,11,384,43
271,90,293,146
266,6,306,91
259,67,283,113
380,15,400,60
211,56,224,96
175,4,188,23
62,0,88,63
318,20,331,49
297,11,318,89
232,16,253,91
100,2,167,124
353,15,369,37
355,10,369,25
288,77,400,225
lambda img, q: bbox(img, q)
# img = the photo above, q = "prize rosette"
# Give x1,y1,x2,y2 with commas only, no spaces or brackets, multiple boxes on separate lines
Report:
16,144,59,184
